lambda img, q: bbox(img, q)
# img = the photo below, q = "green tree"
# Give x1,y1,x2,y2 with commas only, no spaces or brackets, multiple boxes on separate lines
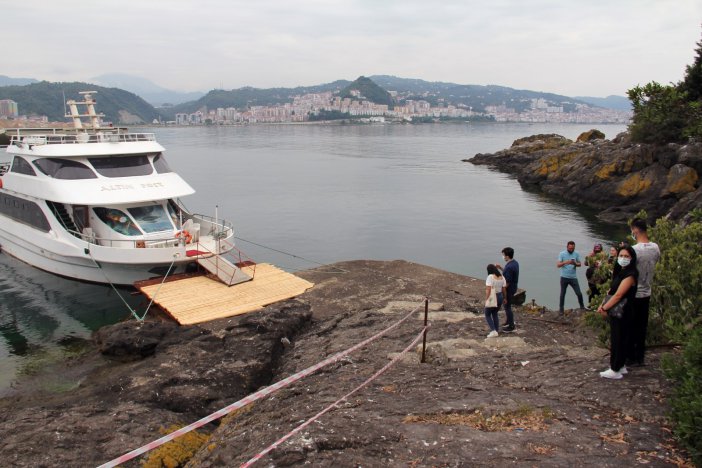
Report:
680,27,702,102
662,327,702,466
627,82,690,144
627,26,702,144
648,213,702,343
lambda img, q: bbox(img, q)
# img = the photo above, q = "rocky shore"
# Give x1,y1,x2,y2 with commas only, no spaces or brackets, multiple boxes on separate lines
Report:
0,260,689,466
466,131,702,224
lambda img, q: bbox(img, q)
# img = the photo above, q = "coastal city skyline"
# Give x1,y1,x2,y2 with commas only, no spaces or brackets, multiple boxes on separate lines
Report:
173,91,631,125
3,1,701,97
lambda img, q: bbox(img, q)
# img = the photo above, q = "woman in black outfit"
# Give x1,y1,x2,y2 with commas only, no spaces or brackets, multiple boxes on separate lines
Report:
597,245,638,380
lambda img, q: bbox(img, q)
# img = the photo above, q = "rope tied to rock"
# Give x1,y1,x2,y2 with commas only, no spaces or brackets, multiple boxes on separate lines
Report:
97,299,428,468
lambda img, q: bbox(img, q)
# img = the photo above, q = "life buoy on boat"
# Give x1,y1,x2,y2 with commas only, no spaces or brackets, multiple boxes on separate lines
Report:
176,230,192,244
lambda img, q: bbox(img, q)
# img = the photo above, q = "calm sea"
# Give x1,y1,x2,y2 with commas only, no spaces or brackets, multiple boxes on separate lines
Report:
0,122,627,390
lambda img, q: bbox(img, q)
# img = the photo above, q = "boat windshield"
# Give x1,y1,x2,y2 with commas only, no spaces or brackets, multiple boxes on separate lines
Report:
127,205,174,233
11,156,36,176
94,207,142,236
89,155,153,177
152,153,172,174
33,158,97,179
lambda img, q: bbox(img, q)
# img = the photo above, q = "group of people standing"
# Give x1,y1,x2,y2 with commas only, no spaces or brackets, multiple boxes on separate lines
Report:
483,247,519,337
482,218,660,381
596,218,660,379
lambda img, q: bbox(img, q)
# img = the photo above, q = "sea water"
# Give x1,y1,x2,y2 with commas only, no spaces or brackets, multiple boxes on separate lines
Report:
0,122,627,390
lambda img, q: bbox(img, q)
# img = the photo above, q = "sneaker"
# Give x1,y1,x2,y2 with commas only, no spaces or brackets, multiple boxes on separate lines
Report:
487,330,499,338
599,369,623,380
619,366,628,375
501,325,515,333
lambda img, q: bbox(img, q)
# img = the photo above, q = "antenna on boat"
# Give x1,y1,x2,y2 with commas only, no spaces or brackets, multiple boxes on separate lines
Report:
65,91,105,130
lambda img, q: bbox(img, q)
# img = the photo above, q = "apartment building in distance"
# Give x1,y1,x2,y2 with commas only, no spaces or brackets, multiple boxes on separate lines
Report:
170,91,630,125
0,99,19,119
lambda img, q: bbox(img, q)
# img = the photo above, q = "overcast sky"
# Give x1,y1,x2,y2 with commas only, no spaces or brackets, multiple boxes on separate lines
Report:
4,0,701,97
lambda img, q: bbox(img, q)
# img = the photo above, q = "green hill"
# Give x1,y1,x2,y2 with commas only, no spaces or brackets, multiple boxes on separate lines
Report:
339,76,394,108
166,80,351,118
0,81,162,124
369,75,588,113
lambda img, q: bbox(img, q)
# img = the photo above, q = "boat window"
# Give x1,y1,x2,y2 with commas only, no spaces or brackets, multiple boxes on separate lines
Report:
93,207,142,236
33,158,97,179
127,205,174,233
152,153,172,174
0,193,50,232
10,156,36,176
166,200,181,227
89,155,153,177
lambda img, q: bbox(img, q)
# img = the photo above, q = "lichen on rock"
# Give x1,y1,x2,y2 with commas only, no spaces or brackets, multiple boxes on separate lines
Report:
576,129,606,143
663,163,699,197
466,131,702,222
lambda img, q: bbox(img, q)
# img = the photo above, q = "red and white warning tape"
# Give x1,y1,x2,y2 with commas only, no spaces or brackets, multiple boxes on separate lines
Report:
240,324,429,467
97,301,425,468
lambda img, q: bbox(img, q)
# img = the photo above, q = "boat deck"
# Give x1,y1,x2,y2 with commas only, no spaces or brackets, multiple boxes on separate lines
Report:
134,263,314,325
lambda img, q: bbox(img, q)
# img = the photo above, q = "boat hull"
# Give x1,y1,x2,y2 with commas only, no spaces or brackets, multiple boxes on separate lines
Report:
0,221,196,286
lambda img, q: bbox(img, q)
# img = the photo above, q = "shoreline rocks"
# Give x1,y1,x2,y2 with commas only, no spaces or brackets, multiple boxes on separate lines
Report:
466,131,702,224
0,260,689,466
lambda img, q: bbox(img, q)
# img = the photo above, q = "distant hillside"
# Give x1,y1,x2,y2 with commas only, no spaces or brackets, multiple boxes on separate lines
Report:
339,76,394,108
370,75,591,112
574,95,631,111
166,80,350,118
0,82,162,124
0,75,38,86
90,73,205,106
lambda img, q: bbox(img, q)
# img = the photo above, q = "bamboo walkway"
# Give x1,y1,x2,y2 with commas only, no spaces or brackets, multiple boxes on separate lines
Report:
135,263,314,325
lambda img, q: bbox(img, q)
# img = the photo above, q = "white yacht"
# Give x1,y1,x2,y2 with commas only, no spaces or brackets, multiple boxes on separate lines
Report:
0,92,251,286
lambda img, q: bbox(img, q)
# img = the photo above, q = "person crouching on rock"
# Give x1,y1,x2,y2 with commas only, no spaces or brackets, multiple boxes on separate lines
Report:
597,245,638,380
484,264,507,338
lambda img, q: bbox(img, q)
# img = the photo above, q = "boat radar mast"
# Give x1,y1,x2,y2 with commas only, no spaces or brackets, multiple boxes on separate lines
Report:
65,91,104,130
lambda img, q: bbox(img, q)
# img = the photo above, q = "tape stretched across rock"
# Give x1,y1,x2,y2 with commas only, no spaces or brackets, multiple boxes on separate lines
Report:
97,300,426,468
241,324,430,467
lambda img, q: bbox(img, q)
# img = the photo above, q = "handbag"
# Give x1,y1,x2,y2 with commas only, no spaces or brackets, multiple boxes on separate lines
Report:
486,286,498,308
604,294,626,319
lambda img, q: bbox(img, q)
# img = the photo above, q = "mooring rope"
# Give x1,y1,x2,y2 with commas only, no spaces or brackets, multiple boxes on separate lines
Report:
86,248,177,322
234,236,347,273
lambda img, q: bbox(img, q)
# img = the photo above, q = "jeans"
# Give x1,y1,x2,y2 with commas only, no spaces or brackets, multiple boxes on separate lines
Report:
503,290,515,327
559,277,585,314
627,296,650,364
485,292,503,331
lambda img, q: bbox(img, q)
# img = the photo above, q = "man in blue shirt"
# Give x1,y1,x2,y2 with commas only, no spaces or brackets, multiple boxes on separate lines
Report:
557,240,585,316
496,247,519,332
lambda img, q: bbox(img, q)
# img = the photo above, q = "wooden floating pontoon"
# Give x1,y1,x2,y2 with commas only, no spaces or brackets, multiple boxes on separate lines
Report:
134,263,314,325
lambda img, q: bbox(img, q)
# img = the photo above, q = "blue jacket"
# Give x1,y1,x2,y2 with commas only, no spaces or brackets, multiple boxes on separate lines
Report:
503,260,519,296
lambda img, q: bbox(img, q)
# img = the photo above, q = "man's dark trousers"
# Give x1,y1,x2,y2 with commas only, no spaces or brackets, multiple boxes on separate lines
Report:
559,277,585,314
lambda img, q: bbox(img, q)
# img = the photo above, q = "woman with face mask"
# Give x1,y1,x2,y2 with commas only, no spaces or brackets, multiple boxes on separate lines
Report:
596,245,638,379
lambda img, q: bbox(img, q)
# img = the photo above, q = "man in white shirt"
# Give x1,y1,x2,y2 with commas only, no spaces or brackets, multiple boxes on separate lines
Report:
627,218,660,367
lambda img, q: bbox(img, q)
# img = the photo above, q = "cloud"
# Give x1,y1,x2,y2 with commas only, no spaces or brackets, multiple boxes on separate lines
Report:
3,0,701,96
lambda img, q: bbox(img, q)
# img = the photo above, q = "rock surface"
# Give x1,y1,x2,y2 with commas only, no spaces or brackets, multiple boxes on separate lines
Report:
466,132,702,223
0,260,690,466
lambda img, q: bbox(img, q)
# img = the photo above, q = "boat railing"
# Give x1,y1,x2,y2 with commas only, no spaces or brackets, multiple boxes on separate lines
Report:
9,131,155,147
193,237,257,281
192,213,234,239
62,215,234,249
65,228,188,249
